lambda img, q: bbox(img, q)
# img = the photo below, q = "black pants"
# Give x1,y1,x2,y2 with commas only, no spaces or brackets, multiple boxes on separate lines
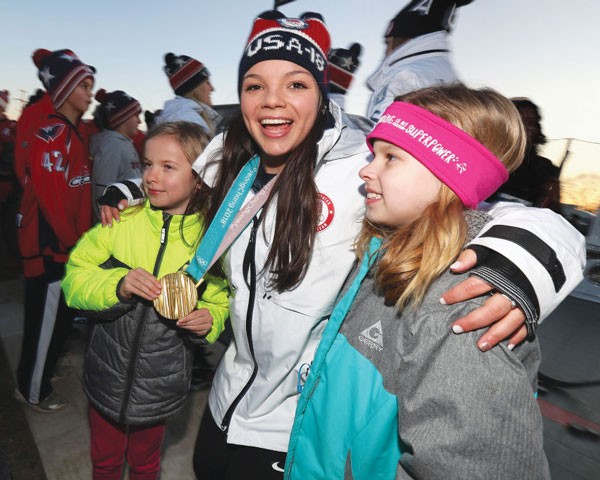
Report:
193,408,287,480
16,261,74,403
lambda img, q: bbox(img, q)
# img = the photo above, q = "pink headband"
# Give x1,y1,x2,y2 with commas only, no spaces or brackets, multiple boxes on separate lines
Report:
366,102,508,208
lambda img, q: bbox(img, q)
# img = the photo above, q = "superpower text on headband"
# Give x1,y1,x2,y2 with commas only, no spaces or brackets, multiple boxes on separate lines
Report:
366,102,508,208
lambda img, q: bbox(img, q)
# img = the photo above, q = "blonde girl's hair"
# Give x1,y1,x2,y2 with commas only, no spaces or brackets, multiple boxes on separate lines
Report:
145,121,210,166
356,84,527,310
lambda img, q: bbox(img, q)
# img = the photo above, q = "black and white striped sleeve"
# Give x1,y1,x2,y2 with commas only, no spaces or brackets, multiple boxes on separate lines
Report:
468,202,585,330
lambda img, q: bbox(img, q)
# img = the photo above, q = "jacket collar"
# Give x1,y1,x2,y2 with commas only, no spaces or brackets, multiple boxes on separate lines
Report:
143,199,202,238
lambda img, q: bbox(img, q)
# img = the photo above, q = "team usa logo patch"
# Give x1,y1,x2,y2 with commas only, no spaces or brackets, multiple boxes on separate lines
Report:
316,192,335,232
277,18,308,29
36,124,65,143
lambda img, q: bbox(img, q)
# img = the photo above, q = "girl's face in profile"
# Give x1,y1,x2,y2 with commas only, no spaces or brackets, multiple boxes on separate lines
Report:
240,60,321,172
142,134,197,215
360,139,442,227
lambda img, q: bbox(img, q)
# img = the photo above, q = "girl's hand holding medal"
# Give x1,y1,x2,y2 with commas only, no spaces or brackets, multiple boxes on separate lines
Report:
176,308,214,337
119,268,162,301
119,269,206,326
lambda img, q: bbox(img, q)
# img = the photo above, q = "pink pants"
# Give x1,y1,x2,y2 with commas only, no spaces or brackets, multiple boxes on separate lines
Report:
89,404,166,480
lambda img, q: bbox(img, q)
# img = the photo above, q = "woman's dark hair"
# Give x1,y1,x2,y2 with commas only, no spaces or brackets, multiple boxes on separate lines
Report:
199,105,329,292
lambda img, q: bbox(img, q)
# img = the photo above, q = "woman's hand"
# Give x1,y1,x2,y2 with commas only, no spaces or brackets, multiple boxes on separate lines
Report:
177,308,214,337
440,249,528,352
100,199,129,227
119,268,161,301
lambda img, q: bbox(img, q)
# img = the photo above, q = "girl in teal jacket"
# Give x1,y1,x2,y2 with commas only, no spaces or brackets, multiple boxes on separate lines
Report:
286,86,554,479
62,122,229,480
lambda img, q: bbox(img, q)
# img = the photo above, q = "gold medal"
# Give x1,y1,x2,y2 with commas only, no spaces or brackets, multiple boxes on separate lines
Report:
153,272,201,320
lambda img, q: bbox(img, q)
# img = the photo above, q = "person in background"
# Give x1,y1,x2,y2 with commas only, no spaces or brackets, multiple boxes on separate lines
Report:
14,89,54,197
15,48,95,412
154,53,227,389
144,109,161,131
0,89,19,267
492,97,561,211
155,53,221,136
328,43,362,111
62,121,229,480
90,89,142,222
286,85,556,480
366,0,473,122
0,90,17,202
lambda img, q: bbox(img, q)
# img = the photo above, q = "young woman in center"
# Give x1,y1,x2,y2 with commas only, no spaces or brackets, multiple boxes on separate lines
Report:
285,85,551,480
98,10,583,479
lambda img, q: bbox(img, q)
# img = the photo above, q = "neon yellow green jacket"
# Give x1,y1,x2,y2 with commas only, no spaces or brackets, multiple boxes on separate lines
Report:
62,201,229,424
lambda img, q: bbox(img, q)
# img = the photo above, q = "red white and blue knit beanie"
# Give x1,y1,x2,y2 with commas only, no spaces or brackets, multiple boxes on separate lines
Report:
386,0,474,39
32,49,95,109
328,43,362,96
95,89,142,129
238,10,331,98
164,53,210,97
0,90,8,110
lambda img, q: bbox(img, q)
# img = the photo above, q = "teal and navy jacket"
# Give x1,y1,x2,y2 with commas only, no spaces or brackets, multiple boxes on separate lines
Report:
285,211,550,480
62,200,229,425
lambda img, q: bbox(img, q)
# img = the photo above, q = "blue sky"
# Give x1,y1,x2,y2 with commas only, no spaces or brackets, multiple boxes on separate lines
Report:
3,0,599,175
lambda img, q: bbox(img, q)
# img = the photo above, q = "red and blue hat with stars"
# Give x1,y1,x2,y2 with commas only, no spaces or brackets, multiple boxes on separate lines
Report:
32,48,95,109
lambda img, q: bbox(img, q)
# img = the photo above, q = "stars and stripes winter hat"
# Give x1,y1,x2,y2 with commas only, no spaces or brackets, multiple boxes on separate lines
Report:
95,89,142,130
32,49,95,109
238,10,331,98
328,43,362,96
386,0,474,39
163,53,210,97
0,90,8,110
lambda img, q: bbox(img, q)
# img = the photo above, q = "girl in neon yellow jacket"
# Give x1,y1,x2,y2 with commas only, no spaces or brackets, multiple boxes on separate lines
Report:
62,122,229,478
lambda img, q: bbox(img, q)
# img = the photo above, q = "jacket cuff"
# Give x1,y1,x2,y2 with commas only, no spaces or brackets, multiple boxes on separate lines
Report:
98,179,145,207
115,277,137,304
468,245,540,338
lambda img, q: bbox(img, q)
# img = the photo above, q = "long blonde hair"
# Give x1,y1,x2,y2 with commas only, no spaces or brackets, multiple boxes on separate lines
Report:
187,84,216,136
356,84,526,310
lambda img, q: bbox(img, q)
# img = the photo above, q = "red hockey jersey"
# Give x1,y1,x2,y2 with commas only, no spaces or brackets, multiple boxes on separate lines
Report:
17,111,92,277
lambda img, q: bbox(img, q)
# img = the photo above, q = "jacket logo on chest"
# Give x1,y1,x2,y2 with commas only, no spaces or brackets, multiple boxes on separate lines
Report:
36,124,65,143
316,192,335,232
359,320,384,352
